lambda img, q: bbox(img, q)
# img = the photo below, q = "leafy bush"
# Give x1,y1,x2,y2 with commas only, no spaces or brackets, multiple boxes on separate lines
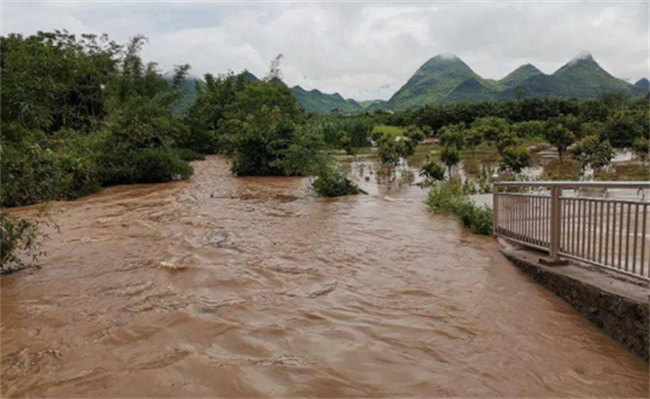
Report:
312,167,364,197
1,212,48,273
500,145,531,173
377,136,415,165
512,120,545,139
440,145,460,173
309,117,373,149
427,183,492,235
222,82,309,176
572,134,614,171
1,127,101,207
438,123,466,149
98,147,193,185
419,159,446,182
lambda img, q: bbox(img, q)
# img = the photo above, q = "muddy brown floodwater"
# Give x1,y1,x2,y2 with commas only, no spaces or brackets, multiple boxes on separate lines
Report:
1,156,648,398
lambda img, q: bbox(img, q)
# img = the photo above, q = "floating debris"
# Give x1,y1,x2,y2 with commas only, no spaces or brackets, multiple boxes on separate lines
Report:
159,261,189,271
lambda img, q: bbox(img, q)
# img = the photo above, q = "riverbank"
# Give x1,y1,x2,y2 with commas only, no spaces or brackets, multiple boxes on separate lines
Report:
1,156,647,397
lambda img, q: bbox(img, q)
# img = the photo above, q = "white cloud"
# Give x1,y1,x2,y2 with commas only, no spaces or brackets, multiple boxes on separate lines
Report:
2,1,648,100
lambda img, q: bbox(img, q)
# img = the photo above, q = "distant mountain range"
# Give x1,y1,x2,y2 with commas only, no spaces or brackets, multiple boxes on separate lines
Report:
172,52,649,114
386,52,647,111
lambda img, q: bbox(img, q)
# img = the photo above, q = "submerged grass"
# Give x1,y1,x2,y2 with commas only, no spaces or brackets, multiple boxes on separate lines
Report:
427,183,493,235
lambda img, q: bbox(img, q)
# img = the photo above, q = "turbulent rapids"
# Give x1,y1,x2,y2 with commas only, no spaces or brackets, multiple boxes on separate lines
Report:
1,156,647,397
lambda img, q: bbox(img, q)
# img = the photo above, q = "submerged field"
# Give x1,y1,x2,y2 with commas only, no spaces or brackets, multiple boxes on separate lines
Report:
1,156,647,397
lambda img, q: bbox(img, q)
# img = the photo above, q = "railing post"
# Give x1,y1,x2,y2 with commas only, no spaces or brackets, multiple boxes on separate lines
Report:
492,185,499,237
540,186,568,266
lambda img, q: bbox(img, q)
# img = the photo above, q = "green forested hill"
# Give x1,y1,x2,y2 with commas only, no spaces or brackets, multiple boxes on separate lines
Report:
291,86,363,113
386,54,482,111
500,64,543,88
387,52,642,111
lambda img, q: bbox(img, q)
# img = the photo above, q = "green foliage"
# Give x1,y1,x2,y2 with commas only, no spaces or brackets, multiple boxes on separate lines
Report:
544,123,575,162
572,135,614,171
471,117,509,143
312,166,364,197
495,131,520,155
419,159,446,182
221,81,324,176
185,71,253,153
1,31,120,133
1,126,101,207
632,136,649,163
438,123,466,149
0,212,48,273
500,145,531,173
427,183,492,235
440,146,460,172
377,136,415,165
404,125,426,145
1,32,196,208
511,120,545,139
308,117,373,149
603,109,648,148
464,128,483,157
100,147,193,185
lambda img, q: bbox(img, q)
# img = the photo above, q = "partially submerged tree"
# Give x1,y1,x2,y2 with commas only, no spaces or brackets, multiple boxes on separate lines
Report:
420,158,446,182
440,145,460,176
572,135,615,172
438,123,466,149
544,123,575,162
500,145,532,174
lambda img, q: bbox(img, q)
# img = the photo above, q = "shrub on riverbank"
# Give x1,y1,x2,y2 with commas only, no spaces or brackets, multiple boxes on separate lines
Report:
427,183,492,235
0,212,49,274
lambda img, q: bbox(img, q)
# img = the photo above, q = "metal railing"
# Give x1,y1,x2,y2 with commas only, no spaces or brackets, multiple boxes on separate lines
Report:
493,181,650,281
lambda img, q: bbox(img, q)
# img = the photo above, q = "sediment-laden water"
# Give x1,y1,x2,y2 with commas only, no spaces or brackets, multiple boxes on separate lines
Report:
1,156,647,397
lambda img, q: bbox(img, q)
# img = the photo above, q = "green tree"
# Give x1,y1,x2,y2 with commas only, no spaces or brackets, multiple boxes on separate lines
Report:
404,125,426,145
511,120,545,139
440,146,460,176
495,131,520,155
463,128,483,158
632,136,649,164
185,71,253,153
544,123,575,163
603,109,648,148
420,159,446,182
471,117,509,143
500,145,531,173
572,135,615,172
438,123,466,149
221,81,307,176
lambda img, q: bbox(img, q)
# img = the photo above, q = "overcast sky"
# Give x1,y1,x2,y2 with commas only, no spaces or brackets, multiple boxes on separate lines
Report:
3,1,648,100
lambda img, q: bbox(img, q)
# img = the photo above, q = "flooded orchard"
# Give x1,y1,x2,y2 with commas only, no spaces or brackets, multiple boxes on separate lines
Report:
1,156,647,397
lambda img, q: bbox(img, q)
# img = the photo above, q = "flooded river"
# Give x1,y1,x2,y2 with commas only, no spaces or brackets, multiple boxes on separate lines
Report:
1,156,647,397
